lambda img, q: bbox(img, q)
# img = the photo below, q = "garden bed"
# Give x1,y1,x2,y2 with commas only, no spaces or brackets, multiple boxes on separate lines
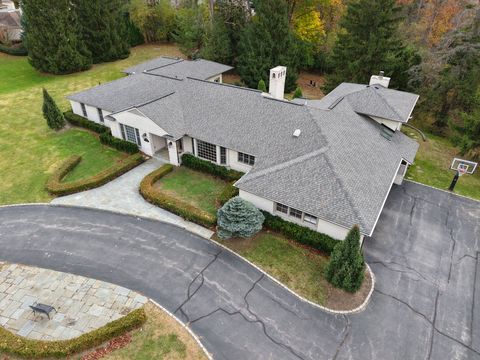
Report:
217,231,372,311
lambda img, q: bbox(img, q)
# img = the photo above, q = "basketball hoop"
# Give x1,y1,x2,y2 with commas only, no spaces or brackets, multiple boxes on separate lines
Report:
449,158,478,191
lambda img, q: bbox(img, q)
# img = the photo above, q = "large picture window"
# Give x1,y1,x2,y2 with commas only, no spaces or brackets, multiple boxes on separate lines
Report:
197,140,217,163
120,124,141,146
238,152,255,166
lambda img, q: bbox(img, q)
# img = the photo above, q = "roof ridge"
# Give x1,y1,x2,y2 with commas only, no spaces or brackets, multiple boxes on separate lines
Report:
322,153,369,231
108,91,177,116
185,76,262,93
144,58,184,72
373,88,405,121
236,147,329,185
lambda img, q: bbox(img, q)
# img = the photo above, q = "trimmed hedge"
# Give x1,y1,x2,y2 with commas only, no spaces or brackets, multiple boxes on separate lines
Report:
0,307,146,359
100,132,139,154
261,211,340,255
47,153,145,196
64,110,110,134
218,181,239,206
0,43,27,56
139,164,217,228
181,153,244,182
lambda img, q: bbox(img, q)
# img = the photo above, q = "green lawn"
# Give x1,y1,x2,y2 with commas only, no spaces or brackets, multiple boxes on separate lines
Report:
0,44,183,205
220,232,329,305
404,129,480,201
155,167,227,216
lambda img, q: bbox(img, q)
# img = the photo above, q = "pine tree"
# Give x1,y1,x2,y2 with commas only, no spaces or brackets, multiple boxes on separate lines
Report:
22,0,92,74
257,79,267,92
324,0,417,92
73,0,130,64
173,6,207,58
237,0,300,91
201,14,233,64
42,89,65,131
217,197,265,239
293,87,303,98
325,225,365,293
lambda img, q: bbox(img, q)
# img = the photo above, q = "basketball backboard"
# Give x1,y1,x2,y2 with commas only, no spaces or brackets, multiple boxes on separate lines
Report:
451,158,477,175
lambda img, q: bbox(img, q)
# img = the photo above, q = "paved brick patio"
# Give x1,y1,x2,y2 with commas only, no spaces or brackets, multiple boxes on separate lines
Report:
0,263,147,340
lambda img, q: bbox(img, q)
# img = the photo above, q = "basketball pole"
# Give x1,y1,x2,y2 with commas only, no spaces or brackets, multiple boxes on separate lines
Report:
448,171,460,192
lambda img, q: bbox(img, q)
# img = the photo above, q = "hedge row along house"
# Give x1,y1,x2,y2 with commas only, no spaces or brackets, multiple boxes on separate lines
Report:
67,57,419,241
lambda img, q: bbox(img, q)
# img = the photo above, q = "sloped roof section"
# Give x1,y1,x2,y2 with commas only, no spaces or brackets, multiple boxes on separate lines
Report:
122,57,182,75
309,83,419,123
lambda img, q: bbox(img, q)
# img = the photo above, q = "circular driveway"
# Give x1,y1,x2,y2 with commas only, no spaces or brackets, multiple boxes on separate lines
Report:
0,181,479,359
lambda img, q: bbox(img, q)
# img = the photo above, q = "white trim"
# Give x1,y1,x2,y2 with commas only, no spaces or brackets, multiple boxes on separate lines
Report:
405,95,420,124
148,300,213,360
367,159,403,237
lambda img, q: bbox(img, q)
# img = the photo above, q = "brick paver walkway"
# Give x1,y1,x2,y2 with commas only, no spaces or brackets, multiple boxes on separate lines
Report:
0,263,147,340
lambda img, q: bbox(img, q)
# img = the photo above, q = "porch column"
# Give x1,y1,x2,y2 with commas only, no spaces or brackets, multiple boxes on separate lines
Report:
167,140,180,166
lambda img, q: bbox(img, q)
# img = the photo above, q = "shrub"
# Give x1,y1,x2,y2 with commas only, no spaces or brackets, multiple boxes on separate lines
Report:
47,153,145,196
0,43,27,56
218,181,239,206
139,165,217,228
64,110,110,134
217,197,265,239
325,225,365,293
261,211,340,255
43,88,65,130
293,87,303,99
181,154,243,182
0,307,146,359
100,132,139,154
257,79,267,92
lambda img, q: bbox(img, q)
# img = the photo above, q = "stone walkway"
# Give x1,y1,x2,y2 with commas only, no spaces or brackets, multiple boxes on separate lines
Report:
0,263,147,340
51,158,214,239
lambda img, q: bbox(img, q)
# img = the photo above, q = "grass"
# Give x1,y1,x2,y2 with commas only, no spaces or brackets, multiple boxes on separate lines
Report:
403,129,480,201
103,303,208,360
0,44,183,205
155,167,227,216
219,232,329,305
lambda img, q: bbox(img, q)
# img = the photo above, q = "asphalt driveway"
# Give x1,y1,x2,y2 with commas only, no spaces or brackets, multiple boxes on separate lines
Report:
0,181,479,359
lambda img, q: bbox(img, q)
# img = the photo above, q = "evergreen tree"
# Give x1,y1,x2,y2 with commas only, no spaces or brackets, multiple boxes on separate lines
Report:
325,225,365,293
217,197,265,239
216,0,249,63
237,0,300,91
324,0,416,92
173,5,207,58
42,89,65,131
201,14,232,64
257,79,267,92
22,0,91,74
73,0,130,64
293,87,303,98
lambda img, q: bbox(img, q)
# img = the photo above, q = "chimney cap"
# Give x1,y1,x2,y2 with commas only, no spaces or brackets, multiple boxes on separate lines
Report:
379,70,384,78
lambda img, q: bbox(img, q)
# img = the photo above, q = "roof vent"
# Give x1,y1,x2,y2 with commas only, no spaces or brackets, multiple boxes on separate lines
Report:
293,129,301,137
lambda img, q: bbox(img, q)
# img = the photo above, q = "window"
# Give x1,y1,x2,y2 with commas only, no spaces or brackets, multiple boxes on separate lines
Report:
197,140,217,162
238,152,255,166
289,208,302,219
276,203,288,214
97,108,104,123
80,103,87,117
120,124,141,146
304,213,317,225
220,147,227,164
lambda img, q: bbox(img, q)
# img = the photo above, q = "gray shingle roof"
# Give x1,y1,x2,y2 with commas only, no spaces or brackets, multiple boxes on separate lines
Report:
67,62,419,236
309,83,419,123
122,56,233,80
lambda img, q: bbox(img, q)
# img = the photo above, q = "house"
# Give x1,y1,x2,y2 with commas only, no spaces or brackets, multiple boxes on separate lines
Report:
67,57,419,241
0,10,21,43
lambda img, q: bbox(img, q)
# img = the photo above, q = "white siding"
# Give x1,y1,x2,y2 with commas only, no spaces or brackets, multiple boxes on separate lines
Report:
70,101,83,117
183,136,193,153
370,116,402,131
239,190,274,212
111,110,169,156
206,74,223,83
228,149,254,172
239,190,364,241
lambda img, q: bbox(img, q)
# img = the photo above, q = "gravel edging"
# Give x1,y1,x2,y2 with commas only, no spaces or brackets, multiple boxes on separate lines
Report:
0,203,375,315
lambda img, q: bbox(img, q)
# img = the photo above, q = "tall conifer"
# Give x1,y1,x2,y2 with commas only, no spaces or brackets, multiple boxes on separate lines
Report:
22,0,91,74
